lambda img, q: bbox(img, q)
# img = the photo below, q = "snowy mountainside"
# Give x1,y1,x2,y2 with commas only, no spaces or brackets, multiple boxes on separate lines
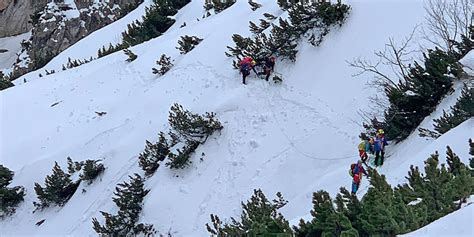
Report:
401,196,474,237
0,0,472,236
0,32,31,70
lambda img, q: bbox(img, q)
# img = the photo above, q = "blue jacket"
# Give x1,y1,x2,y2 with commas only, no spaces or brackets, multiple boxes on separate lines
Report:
374,137,388,152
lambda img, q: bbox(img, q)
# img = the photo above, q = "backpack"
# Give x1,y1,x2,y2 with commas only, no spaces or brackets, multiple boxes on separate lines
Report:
358,141,365,150
349,163,358,176
353,174,361,183
349,163,361,177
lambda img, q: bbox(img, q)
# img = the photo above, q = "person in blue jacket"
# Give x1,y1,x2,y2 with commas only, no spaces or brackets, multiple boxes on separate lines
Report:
374,129,388,166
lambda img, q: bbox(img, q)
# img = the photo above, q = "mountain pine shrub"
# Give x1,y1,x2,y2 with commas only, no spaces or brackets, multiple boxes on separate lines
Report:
34,162,80,209
165,140,200,169
206,189,292,236
80,160,105,185
168,103,223,144
139,132,171,175
0,165,25,217
433,85,474,134
152,54,174,76
176,35,203,54
124,49,137,62
212,141,474,236
92,174,155,236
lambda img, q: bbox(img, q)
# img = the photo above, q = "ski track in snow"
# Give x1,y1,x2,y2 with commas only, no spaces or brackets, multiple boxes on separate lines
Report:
1,0,473,236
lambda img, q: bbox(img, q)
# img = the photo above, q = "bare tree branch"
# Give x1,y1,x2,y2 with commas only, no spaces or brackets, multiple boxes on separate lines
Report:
423,0,473,51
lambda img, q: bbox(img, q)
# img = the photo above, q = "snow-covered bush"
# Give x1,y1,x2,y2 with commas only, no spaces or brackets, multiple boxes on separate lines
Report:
434,85,474,134
165,140,200,169
226,1,350,64
206,189,292,236
138,132,171,176
152,54,174,76
0,165,25,218
33,162,80,210
92,174,155,236
124,49,137,62
168,103,223,143
80,160,105,185
176,35,203,54
204,0,236,13
210,142,474,236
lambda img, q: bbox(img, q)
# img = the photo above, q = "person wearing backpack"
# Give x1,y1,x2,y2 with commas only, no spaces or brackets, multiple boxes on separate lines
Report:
358,137,371,163
239,57,255,85
374,129,388,166
349,160,368,194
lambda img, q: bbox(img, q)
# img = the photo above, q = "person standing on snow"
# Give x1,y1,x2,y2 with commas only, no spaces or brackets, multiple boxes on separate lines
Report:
374,129,388,166
349,160,368,194
262,56,276,81
239,57,255,85
358,137,371,163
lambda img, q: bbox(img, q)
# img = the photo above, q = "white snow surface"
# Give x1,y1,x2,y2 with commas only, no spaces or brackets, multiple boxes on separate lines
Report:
460,50,474,76
0,32,31,70
401,199,474,237
0,0,472,236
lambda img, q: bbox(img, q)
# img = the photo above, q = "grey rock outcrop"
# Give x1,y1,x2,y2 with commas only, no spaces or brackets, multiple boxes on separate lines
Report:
10,0,142,79
0,0,48,37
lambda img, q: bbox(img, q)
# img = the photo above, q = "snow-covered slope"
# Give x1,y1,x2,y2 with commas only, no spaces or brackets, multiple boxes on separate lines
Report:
0,32,31,70
401,199,474,237
1,0,471,236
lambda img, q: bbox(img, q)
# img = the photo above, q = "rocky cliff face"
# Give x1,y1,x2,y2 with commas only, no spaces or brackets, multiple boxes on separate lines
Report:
10,0,142,79
0,0,48,37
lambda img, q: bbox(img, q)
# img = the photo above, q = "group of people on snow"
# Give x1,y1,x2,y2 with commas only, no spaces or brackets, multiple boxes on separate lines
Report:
350,129,388,194
239,56,276,84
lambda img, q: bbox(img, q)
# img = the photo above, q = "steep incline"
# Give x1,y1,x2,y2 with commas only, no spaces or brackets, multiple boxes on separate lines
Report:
2,1,471,236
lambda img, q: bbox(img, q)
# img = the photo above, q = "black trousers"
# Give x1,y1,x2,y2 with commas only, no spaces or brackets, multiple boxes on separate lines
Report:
375,151,385,166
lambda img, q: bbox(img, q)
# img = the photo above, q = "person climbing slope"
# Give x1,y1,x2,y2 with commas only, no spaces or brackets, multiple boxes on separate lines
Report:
239,56,256,85
349,160,368,194
239,57,252,84
374,129,388,167
262,56,276,81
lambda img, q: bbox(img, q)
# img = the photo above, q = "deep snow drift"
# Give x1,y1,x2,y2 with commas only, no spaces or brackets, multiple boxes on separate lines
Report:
0,0,472,236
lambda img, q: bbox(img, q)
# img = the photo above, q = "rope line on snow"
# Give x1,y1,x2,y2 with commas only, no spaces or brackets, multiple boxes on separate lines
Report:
256,75,356,161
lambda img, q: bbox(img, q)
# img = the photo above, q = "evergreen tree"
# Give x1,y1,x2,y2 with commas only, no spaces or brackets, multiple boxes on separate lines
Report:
80,160,105,185
357,170,400,236
212,0,236,13
138,132,171,175
92,174,155,236
263,13,277,21
67,156,83,174
248,0,262,11
123,49,137,62
259,19,271,30
168,103,223,143
176,35,203,54
206,189,292,236
34,162,80,209
383,48,462,141
0,78,14,91
249,21,262,34
152,54,174,76
277,0,290,10
294,190,358,237
165,140,200,169
0,165,25,217
433,85,474,134
446,146,463,175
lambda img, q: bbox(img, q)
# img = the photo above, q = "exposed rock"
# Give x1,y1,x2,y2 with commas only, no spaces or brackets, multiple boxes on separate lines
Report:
0,0,48,37
11,0,143,79
0,0,11,11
